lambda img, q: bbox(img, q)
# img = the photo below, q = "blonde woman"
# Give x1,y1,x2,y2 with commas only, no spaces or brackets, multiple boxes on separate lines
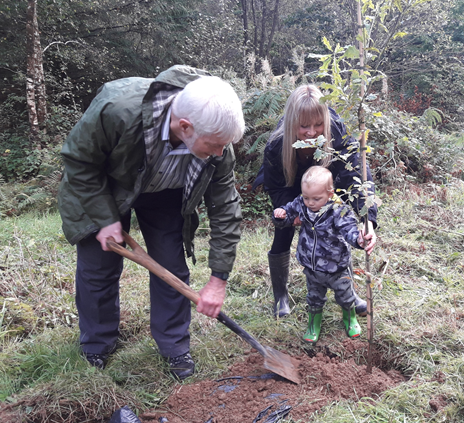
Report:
254,84,377,318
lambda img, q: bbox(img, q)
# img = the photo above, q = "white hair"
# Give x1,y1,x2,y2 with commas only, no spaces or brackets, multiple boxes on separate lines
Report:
172,76,245,144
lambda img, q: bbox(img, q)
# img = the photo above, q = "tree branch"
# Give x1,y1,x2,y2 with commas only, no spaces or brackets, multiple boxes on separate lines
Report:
42,40,85,53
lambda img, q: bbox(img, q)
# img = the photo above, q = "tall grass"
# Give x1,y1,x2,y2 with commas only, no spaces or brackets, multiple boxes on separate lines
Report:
0,181,464,421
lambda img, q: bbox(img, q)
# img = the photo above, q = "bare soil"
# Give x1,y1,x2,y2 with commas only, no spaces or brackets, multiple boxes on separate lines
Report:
139,338,405,423
0,338,408,423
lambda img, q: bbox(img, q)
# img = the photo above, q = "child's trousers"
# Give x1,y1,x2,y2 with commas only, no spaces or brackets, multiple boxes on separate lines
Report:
303,267,356,310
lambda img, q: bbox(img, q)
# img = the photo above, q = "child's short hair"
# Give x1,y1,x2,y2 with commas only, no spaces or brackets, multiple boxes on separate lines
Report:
302,166,334,191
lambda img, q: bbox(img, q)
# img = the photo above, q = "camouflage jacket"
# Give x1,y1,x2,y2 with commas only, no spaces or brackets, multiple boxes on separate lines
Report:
272,197,363,273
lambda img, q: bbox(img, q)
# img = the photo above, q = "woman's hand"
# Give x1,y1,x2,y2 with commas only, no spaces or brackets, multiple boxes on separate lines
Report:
360,221,377,255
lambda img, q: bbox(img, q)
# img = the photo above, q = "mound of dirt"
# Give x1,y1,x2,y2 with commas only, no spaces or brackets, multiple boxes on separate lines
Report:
0,339,405,423
140,339,405,423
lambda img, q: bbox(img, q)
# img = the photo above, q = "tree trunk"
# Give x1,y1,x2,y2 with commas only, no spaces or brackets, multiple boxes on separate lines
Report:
264,0,279,58
258,0,267,57
240,0,249,54
26,0,47,146
356,0,374,374
240,0,253,86
251,0,258,55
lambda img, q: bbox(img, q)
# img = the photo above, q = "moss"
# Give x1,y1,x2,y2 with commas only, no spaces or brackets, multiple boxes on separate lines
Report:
0,296,38,338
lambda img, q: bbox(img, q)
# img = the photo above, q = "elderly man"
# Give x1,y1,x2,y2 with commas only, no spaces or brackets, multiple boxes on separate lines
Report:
58,65,245,380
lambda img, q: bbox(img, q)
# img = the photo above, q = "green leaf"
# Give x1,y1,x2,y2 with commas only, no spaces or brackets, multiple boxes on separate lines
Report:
393,31,408,40
344,45,360,59
412,0,433,6
320,59,330,71
322,36,333,52
313,148,324,161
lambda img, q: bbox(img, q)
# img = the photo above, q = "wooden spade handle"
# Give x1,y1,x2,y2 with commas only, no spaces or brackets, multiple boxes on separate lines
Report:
106,231,200,305
106,231,267,356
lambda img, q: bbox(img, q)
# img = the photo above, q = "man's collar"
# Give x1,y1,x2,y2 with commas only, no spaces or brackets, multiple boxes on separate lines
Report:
161,105,172,141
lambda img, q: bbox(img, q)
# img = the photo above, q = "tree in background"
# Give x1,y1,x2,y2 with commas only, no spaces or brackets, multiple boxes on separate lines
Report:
240,0,280,59
26,0,47,146
180,0,244,72
0,0,463,184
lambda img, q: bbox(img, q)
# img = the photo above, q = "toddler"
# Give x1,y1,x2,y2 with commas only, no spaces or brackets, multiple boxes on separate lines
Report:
272,166,366,343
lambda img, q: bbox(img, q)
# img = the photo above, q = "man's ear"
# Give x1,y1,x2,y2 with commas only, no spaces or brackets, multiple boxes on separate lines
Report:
179,118,194,136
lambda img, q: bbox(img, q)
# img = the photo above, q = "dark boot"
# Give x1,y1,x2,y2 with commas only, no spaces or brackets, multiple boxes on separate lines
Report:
348,263,367,317
353,289,367,317
268,251,291,318
303,308,323,344
168,352,195,380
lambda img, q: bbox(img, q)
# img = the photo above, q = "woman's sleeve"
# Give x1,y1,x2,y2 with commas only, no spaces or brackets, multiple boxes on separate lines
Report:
263,138,300,208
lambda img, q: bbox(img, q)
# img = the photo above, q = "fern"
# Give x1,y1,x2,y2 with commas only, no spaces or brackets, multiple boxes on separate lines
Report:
0,171,61,218
421,108,443,127
245,131,273,155
237,50,310,182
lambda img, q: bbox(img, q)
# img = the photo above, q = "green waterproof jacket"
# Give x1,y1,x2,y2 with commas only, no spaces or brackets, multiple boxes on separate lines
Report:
58,65,242,273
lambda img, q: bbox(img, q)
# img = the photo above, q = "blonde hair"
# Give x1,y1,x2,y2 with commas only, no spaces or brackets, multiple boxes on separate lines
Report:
301,166,334,192
270,85,333,187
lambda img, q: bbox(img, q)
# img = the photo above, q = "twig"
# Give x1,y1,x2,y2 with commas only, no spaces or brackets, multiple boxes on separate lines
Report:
43,40,84,53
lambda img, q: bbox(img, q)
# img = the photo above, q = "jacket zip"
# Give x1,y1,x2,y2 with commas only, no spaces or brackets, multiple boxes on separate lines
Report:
302,204,328,272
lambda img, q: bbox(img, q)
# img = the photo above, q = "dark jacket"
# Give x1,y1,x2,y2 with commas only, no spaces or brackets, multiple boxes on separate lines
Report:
254,108,378,226
273,197,362,273
58,65,241,273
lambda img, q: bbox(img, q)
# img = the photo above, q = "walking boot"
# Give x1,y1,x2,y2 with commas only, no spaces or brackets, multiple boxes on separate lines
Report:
303,308,323,344
268,251,291,318
342,306,362,338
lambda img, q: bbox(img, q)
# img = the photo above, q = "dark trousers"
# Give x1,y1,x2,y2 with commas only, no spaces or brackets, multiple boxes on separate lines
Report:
76,188,191,358
303,267,355,310
270,226,295,254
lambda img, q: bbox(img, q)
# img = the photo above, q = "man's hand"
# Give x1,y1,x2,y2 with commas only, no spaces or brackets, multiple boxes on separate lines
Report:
360,220,377,255
96,221,123,251
197,276,227,318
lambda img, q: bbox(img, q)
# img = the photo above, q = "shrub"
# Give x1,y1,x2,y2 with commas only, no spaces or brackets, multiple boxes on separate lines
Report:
367,106,463,185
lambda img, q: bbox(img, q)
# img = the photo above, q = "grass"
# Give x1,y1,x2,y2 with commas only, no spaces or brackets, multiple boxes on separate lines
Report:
0,181,464,422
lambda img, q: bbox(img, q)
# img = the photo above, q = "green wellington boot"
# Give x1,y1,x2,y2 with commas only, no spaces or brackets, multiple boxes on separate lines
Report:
342,307,362,338
303,308,323,344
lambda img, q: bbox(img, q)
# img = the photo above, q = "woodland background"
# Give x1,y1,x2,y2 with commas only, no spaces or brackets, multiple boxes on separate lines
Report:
0,0,463,215
1,1,464,422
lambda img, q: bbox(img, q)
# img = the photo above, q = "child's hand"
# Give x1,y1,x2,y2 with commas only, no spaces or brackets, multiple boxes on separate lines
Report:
274,208,287,219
